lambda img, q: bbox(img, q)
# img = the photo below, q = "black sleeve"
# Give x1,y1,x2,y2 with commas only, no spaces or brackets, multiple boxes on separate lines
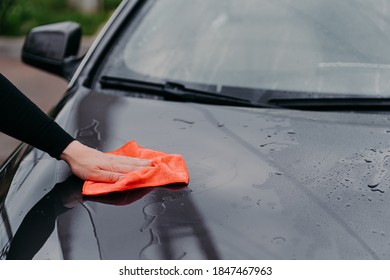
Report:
0,74,74,159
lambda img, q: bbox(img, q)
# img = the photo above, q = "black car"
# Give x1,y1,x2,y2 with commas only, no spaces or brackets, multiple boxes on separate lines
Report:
2,0,390,260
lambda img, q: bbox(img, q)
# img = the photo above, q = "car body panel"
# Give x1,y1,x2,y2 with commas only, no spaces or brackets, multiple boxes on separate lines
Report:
3,0,390,260
2,88,390,259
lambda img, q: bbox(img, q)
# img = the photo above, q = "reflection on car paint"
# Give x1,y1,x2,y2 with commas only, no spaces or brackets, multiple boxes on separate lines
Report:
138,187,218,259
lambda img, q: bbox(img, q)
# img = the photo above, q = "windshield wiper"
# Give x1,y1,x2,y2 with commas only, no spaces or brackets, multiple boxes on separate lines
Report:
102,76,389,111
100,76,268,107
268,97,390,111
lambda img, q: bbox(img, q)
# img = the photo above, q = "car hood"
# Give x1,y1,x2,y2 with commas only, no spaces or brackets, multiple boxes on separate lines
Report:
3,89,390,260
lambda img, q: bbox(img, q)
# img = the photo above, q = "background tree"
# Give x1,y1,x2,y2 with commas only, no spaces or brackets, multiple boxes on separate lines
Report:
0,0,16,33
68,0,102,14
0,0,121,36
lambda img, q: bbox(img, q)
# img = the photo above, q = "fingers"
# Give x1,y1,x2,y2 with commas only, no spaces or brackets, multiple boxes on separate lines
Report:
103,154,152,174
87,154,152,183
88,165,152,183
112,155,152,167
90,170,125,183
107,162,152,175
61,140,153,183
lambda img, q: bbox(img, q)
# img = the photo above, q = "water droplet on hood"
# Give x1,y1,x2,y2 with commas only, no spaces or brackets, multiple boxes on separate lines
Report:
368,183,379,188
371,189,385,193
140,202,166,232
272,236,286,244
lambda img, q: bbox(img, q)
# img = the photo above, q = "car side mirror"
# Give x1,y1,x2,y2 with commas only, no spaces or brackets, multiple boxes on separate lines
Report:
22,21,82,80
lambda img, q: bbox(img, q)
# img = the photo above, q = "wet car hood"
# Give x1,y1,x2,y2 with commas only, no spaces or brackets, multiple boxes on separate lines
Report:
3,89,390,260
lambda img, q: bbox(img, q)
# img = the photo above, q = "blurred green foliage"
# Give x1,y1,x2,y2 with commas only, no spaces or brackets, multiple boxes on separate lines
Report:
0,0,122,36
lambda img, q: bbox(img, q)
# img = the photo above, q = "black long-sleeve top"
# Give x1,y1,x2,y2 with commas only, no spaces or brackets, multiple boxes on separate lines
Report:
0,74,74,159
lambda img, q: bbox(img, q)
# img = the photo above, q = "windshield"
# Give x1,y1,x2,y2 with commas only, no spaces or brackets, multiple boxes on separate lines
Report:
102,0,390,97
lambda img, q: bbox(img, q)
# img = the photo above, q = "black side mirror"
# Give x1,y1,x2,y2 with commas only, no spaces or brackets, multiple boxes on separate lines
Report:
22,21,82,80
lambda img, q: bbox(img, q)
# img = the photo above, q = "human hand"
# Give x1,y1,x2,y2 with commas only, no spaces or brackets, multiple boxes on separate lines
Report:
60,141,152,182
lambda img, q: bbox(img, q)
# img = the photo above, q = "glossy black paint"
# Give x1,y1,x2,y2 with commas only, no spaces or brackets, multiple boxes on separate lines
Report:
3,88,390,259
2,0,390,260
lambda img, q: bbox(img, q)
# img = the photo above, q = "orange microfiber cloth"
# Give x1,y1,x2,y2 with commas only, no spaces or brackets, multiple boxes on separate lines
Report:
82,141,189,196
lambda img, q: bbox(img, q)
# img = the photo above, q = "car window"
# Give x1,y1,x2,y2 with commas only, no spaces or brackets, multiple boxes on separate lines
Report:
102,0,390,97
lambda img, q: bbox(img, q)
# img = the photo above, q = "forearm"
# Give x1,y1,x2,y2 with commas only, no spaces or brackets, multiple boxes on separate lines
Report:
0,74,151,182
0,74,74,159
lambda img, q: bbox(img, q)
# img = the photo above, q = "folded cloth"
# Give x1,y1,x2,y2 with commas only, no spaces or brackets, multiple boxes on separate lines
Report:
82,141,190,196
